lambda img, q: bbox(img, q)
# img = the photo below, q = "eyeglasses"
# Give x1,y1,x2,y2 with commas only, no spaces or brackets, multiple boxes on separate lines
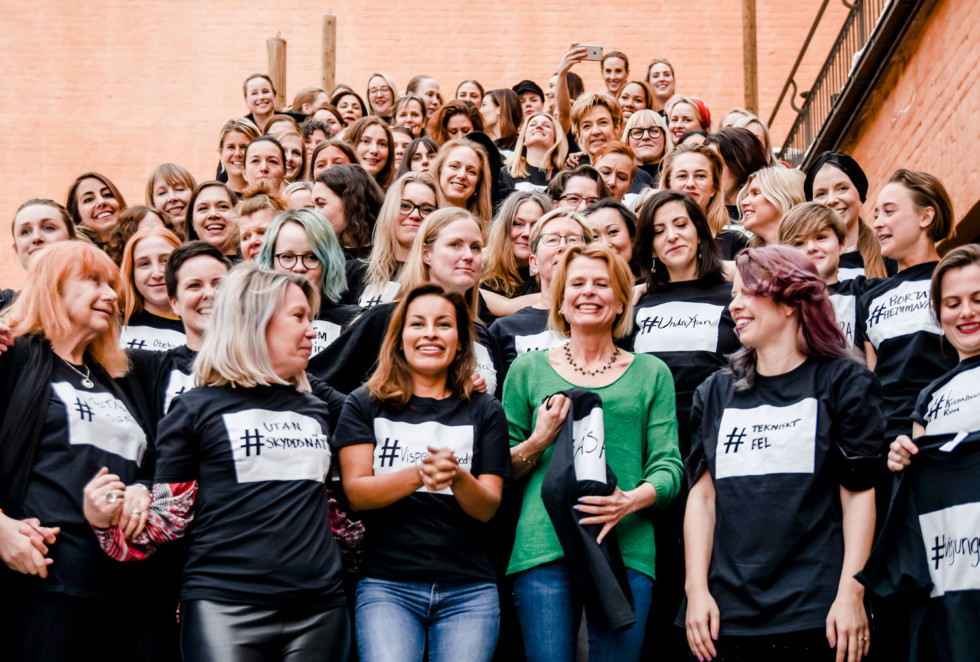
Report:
398,200,437,218
275,253,320,269
559,194,600,207
628,127,664,140
537,233,587,248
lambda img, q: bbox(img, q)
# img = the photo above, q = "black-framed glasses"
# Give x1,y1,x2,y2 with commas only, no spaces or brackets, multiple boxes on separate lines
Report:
275,253,320,269
537,233,586,248
628,127,664,140
559,194,600,207
398,200,437,218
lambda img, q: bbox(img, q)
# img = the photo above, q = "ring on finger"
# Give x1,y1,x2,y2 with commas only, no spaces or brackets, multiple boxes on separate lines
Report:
105,491,119,504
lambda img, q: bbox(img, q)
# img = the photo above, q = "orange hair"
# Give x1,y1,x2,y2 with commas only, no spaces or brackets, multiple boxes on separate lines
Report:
118,227,182,325
1,241,129,377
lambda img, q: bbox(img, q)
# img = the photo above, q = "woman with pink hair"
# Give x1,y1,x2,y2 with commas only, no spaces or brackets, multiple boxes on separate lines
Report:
684,245,883,661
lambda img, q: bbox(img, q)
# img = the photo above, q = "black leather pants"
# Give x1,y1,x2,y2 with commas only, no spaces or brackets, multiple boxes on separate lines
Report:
180,599,350,662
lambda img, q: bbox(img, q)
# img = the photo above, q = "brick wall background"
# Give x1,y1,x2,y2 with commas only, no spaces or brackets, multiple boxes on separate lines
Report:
840,0,979,235
0,0,870,286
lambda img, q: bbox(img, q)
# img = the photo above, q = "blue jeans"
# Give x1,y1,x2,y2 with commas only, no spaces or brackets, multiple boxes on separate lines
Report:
355,577,499,662
513,562,653,662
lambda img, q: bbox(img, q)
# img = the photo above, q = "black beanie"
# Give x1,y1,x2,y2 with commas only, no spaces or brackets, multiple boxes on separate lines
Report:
803,151,869,203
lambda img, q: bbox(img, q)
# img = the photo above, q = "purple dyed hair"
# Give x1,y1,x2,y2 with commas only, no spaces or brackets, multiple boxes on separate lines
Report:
730,245,853,389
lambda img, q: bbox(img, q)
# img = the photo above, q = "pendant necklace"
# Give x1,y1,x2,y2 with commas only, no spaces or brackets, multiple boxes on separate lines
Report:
60,356,94,388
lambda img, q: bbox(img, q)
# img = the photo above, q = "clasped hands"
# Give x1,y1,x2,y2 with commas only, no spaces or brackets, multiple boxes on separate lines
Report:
82,467,151,539
419,447,461,492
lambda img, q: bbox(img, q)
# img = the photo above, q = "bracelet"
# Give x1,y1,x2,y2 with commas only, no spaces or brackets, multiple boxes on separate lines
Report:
516,443,537,466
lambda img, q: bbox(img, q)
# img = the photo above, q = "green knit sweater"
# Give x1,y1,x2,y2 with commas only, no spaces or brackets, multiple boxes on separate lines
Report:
503,350,682,580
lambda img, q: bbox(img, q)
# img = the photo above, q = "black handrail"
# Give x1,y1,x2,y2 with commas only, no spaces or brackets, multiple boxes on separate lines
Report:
769,0,891,167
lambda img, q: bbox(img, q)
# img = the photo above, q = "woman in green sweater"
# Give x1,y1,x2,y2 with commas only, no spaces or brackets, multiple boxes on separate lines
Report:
502,242,682,662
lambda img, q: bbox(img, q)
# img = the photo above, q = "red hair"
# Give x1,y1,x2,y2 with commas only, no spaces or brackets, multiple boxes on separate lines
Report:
730,245,851,389
1,241,129,377
119,227,182,324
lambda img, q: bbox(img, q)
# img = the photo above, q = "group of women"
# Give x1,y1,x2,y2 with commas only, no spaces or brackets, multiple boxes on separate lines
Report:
0,56,976,662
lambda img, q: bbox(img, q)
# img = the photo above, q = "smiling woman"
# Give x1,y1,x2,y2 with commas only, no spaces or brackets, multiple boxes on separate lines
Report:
66,171,129,247
431,139,493,223
118,227,186,352
186,181,240,258
503,242,682,662
79,263,352,662
0,241,155,662
333,282,509,662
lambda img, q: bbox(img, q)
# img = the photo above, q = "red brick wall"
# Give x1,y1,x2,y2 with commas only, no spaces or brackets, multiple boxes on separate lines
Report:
840,0,979,238
0,0,849,285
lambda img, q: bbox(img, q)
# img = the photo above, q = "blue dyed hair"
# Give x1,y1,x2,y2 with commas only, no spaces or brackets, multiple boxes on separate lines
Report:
257,208,348,303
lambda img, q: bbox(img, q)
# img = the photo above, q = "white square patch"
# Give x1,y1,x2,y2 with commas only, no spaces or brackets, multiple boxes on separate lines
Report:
572,406,606,484
311,319,342,357
830,293,857,345
163,369,196,415
918,501,980,597
120,326,186,352
372,418,474,495
922,367,980,435
51,382,147,465
634,301,725,354
715,399,818,479
222,409,331,484
865,280,941,348
358,281,400,308
514,329,566,356
473,342,497,397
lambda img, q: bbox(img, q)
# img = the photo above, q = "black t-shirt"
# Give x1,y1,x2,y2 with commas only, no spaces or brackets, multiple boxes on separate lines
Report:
498,164,551,199
124,344,198,435
639,162,662,183
829,276,868,347
489,306,566,397
312,302,363,357
715,230,749,261
342,258,401,308
631,279,739,457
333,388,511,583
838,250,899,281
912,355,980,435
859,434,980,662
687,357,885,635
857,262,959,437
310,302,499,396
154,383,344,608
20,361,150,598
120,310,186,352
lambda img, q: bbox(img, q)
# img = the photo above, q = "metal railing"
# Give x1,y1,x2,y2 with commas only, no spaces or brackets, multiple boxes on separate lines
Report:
769,0,888,167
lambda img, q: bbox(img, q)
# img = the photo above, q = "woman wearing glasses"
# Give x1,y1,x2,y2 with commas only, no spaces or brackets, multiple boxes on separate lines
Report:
488,209,594,393
547,166,612,213
623,110,673,183
343,173,445,309
259,208,362,357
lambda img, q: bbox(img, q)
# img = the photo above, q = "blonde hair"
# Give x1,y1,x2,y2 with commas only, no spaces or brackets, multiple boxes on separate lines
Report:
398,208,483,321
366,172,445,294
549,244,634,339
737,166,806,223
430,139,493,224
529,209,594,254
778,202,847,245
506,113,568,180
366,72,399,116
482,191,551,296
660,144,729,235
623,109,673,163
1,241,129,376
194,262,320,392
570,92,623,136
